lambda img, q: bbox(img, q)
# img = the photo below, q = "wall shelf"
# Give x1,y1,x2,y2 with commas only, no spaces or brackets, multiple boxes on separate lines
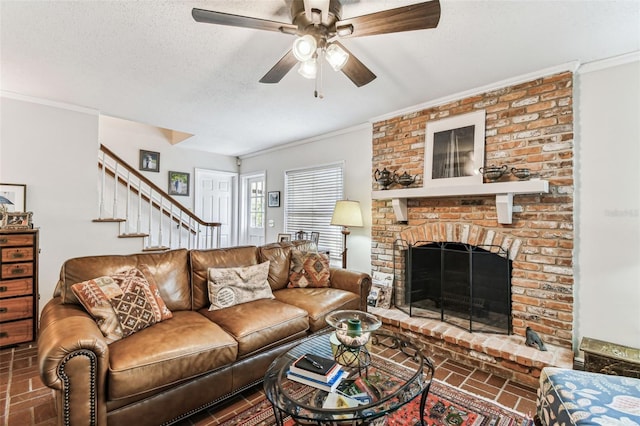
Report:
372,179,549,224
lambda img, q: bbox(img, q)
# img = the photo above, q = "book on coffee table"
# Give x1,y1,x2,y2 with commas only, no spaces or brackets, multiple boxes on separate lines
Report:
290,354,342,383
286,369,348,393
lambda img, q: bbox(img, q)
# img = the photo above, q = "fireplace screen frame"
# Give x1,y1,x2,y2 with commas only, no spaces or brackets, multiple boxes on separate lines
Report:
393,239,512,334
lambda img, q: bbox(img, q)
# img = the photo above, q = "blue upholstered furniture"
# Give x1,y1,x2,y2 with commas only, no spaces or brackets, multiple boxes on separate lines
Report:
536,367,640,425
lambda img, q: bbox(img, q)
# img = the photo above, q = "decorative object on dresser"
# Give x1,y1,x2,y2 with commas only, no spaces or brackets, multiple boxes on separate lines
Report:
0,183,26,212
330,200,363,269
0,229,39,348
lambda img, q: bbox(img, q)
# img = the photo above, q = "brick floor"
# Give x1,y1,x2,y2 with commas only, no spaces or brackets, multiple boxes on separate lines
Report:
1,341,538,426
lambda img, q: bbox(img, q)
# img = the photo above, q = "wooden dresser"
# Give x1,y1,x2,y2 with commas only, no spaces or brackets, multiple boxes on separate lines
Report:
0,229,39,348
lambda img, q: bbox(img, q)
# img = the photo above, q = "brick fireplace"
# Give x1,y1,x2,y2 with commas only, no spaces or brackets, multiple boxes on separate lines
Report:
370,71,576,385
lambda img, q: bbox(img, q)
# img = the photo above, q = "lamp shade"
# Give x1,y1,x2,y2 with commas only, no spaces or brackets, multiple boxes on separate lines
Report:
331,200,363,227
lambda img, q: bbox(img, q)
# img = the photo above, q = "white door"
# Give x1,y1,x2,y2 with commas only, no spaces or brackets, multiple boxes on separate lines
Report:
239,173,266,246
195,169,237,248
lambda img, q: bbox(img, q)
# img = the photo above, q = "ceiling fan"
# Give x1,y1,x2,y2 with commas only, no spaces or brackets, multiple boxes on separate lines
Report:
192,0,441,89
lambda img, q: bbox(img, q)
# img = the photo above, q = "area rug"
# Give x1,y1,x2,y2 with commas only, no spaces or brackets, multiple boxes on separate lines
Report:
221,380,534,426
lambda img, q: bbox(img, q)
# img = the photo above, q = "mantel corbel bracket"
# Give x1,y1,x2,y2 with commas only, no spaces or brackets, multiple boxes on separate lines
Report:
495,193,514,224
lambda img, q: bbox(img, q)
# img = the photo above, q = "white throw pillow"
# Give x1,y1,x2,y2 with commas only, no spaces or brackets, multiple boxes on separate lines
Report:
207,261,274,310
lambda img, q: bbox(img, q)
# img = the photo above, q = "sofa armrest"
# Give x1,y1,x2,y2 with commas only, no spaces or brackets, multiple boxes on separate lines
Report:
329,269,372,311
38,298,109,425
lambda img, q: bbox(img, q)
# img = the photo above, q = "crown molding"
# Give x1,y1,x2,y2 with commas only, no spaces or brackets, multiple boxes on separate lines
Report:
0,91,99,116
240,122,372,159
577,51,640,74
369,61,581,123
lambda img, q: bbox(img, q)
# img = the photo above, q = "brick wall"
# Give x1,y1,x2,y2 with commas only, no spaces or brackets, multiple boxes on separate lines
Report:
371,71,574,349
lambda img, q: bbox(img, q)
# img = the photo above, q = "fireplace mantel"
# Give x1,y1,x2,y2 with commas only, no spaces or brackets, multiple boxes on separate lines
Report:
372,179,549,224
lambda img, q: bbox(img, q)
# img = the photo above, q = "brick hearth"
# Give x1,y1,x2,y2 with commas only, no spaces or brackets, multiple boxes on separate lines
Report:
371,306,573,388
370,70,575,377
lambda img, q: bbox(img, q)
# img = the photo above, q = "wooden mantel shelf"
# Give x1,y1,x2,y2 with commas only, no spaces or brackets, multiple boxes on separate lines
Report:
372,179,549,224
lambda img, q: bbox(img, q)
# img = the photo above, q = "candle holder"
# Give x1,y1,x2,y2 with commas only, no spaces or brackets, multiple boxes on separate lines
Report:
326,310,382,374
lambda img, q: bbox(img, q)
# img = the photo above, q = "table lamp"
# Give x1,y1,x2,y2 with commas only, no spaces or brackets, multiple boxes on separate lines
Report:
330,200,363,269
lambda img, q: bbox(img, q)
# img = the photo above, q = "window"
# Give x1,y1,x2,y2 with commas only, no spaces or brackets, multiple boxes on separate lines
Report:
284,163,343,262
249,180,264,228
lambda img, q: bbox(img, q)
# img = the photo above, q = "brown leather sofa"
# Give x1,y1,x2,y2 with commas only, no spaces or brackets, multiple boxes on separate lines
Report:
37,241,371,425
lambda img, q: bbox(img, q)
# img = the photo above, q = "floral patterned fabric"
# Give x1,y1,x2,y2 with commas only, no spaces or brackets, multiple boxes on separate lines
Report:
537,367,640,426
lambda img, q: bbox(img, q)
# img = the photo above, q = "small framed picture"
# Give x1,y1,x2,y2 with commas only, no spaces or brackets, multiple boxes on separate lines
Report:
0,183,27,212
139,150,160,172
310,232,320,245
277,233,291,242
168,171,190,196
268,191,280,208
3,211,33,229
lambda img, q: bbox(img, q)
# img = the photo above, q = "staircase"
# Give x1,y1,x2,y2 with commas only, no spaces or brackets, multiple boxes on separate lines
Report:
95,144,221,251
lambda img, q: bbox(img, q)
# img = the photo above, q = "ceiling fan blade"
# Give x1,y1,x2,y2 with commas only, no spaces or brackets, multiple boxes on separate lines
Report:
192,8,298,34
336,0,441,38
259,49,298,84
334,42,376,87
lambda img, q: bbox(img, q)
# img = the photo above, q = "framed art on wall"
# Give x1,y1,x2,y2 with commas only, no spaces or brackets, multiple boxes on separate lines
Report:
268,191,280,207
0,183,26,212
168,171,190,196
424,110,486,187
139,150,160,172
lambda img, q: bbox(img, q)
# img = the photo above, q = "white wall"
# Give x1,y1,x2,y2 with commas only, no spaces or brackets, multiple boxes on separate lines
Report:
574,55,640,350
99,116,238,211
240,125,373,275
0,96,238,312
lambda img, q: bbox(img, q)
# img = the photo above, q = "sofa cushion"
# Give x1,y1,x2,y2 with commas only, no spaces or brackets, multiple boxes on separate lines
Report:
207,261,274,310
56,249,191,311
107,311,238,400
259,240,318,291
288,251,330,288
71,267,172,343
190,246,261,310
274,288,361,332
199,298,309,357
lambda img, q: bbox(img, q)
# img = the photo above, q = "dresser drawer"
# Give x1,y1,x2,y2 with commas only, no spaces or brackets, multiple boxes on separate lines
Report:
1,247,34,263
0,296,33,321
0,233,34,247
1,263,33,279
0,319,33,347
0,278,33,298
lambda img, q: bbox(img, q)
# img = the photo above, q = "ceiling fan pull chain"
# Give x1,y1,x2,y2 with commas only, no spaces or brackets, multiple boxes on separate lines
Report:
315,49,324,99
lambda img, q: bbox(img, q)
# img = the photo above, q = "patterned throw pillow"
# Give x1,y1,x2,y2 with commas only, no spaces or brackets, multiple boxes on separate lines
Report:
71,267,172,343
288,250,330,288
207,261,274,310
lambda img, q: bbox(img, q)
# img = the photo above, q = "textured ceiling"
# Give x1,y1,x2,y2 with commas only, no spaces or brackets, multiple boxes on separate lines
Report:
1,0,638,156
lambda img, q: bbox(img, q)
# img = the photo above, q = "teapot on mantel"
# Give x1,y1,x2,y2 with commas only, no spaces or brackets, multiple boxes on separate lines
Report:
374,168,396,190
395,171,416,187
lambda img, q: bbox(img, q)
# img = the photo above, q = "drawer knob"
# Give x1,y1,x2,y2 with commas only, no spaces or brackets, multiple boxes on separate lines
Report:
10,268,25,275
0,307,6,313
0,286,6,292
11,252,24,259
0,238,7,244
0,332,7,338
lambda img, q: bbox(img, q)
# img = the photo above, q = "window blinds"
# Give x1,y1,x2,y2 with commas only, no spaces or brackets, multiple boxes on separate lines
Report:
284,163,344,261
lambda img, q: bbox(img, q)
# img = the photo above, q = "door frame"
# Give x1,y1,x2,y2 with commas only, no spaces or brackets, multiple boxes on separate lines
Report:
239,171,266,246
194,168,238,247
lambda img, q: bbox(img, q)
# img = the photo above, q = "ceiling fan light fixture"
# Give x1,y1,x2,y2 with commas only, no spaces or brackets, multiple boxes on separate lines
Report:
297,58,317,79
325,43,349,71
292,34,317,62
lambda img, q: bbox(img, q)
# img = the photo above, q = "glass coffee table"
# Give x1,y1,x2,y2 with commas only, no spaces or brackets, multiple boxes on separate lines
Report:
264,328,435,425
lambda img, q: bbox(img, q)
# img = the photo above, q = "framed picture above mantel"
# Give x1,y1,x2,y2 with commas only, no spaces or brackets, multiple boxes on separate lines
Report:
424,110,486,188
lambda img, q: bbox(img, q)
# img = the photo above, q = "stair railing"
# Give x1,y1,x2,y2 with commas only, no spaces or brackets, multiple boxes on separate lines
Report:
96,144,221,251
